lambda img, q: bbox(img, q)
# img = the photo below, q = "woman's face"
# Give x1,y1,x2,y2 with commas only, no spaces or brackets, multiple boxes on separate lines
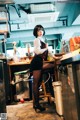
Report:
37,30,44,37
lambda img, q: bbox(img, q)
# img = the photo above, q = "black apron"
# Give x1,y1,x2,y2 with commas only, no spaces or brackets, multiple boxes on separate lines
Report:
37,40,48,61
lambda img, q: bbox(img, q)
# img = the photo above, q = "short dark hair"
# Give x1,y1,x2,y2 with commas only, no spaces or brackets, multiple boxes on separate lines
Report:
33,24,45,37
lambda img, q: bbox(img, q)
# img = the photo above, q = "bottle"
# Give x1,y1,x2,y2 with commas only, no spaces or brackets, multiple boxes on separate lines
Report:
26,43,31,57
45,37,48,43
45,37,48,48
28,43,31,54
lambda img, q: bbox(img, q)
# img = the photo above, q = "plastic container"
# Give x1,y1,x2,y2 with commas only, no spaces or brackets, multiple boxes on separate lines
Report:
52,81,63,116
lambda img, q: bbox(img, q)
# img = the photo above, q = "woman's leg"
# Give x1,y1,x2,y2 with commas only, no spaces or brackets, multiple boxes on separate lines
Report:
42,62,54,82
30,56,46,111
32,70,45,112
42,63,54,97
43,63,54,70
33,70,42,106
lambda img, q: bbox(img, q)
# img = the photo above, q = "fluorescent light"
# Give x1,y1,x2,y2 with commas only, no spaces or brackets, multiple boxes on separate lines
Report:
28,12,59,23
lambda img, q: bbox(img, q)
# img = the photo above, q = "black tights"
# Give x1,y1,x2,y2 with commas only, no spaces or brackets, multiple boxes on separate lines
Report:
33,70,42,106
32,63,54,106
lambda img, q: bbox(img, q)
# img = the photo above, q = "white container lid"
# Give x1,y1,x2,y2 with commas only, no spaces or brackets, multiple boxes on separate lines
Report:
52,81,62,87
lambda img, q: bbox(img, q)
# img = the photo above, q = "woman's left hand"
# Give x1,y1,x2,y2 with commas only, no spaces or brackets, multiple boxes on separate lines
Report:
54,55,63,60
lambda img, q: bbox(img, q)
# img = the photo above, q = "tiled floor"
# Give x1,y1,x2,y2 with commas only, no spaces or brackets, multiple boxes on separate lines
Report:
7,100,63,120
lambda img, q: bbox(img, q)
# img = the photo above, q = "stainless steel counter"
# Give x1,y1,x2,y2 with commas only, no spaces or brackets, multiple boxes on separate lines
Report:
60,53,80,120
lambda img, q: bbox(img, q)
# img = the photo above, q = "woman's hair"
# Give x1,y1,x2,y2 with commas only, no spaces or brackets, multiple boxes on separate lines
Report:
33,24,45,37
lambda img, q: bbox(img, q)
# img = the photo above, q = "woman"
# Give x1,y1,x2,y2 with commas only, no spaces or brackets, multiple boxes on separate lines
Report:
30,24,62,112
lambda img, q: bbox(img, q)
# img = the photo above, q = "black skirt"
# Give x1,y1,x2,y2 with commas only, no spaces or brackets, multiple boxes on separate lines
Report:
30,55,43,72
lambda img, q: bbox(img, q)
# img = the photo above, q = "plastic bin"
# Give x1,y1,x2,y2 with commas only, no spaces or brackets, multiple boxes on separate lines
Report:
52,81,63,116
14,70,33,100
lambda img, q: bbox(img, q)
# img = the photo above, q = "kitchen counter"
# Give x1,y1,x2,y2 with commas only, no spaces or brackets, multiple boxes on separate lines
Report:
60,49,80,120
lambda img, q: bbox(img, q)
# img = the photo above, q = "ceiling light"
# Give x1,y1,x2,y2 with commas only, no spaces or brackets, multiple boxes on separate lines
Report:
28,12,59,23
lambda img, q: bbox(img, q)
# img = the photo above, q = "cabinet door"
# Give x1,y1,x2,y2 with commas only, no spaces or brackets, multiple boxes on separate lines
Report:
0,60,6,113
61,72,72,120
61,64,80,120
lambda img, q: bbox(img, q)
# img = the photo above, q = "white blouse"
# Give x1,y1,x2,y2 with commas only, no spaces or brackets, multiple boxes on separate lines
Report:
33,36,54,58
34,37,47,55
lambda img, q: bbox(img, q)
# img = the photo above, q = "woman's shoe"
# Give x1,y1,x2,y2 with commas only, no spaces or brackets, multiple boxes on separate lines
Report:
33,104,45,112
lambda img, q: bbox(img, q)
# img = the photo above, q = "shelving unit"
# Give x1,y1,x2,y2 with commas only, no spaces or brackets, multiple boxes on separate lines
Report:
0,6,9,54
0,7,9,33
